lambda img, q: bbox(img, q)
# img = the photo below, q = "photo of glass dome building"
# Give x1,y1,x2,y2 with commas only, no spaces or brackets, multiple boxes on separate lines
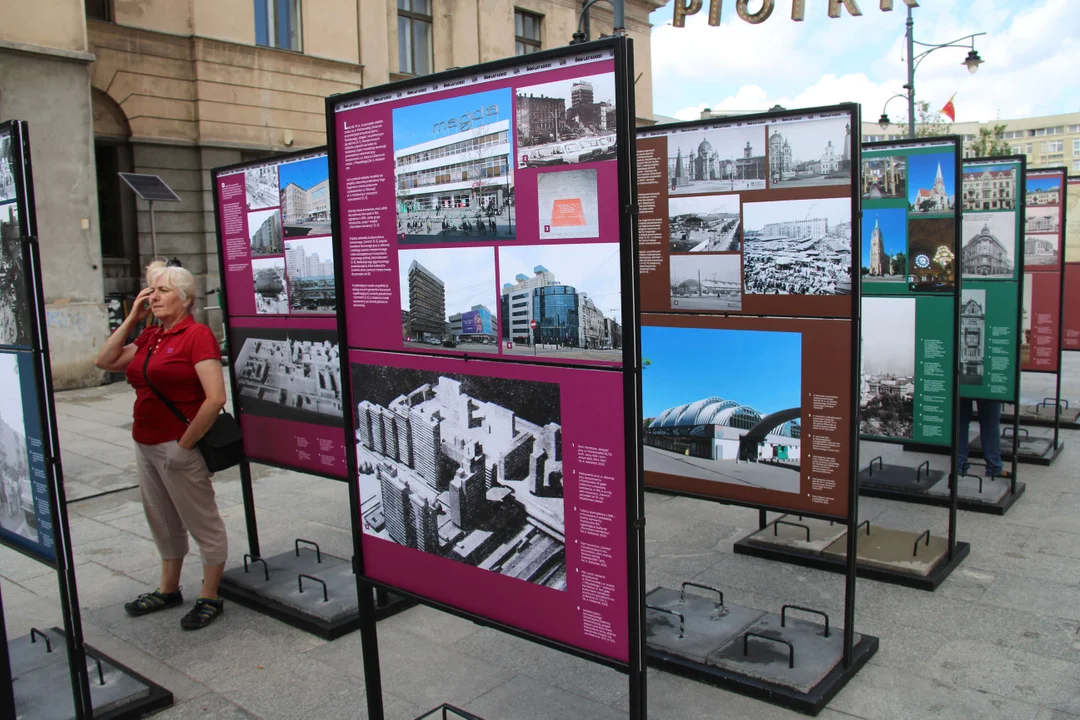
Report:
645,397,801,465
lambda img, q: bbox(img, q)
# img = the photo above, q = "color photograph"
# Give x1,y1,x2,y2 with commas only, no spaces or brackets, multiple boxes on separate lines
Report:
284,236,336,314
860,296,916,439
1025,175,1062,206
907,218,956,292
766,116,852,188
245,164,279,210
516,73,617,169
670,253,741,311
907,152,956,213
665,124,766,194
248,208,283,256
962,163,1016,211
668,194,741,252
352,363,566,590
641,325,802,494
862,155,906,199
251,256,288,314
536,168,599,240
861,209,907,282
279,155,331,237
1068,181,1080,264
959,288,986,385
399,246,498,353
0,352,36,544
962,212,1015,279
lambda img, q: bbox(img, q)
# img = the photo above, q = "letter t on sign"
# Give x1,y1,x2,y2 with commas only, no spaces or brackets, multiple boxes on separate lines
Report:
672,0,703,27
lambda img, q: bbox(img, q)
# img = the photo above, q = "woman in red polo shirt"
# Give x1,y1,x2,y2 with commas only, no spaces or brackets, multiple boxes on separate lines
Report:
95,264,229,630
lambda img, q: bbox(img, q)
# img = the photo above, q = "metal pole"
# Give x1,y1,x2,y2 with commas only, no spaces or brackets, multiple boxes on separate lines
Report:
906,6,916,139
149,199,158,258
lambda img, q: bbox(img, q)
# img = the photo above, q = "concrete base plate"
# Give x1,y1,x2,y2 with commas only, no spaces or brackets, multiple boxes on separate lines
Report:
858,462,945,493
219,548,412,639
9,628,172,720
971,435,1063,466
744,517,847,554
999,404,1080,429
823,526,947,577
925,474,1009,503
646,587,765,663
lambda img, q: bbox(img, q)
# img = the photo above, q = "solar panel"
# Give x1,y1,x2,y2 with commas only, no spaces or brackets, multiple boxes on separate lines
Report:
118,173,181,202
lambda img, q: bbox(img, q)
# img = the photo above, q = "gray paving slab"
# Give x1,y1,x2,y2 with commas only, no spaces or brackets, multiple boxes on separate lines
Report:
297,686,421,720
466,674,627,720
378,603,482,646
150,692,258,720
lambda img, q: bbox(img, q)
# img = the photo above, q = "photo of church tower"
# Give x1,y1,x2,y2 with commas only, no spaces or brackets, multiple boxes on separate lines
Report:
909,154,956,214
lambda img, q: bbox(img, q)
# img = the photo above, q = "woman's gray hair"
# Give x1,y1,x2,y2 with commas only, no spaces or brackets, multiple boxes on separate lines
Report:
147,265,198,310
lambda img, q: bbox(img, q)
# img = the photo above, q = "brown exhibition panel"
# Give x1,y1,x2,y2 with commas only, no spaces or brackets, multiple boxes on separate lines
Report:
1063,177,1079,351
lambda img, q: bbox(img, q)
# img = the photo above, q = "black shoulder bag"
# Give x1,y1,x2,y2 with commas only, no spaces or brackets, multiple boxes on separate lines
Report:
142,344,245,472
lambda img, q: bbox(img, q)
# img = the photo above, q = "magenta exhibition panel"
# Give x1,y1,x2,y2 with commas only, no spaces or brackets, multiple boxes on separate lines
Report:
327,37,644,679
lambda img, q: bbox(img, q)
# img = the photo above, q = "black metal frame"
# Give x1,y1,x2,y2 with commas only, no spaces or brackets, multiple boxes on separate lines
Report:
324,37,646,720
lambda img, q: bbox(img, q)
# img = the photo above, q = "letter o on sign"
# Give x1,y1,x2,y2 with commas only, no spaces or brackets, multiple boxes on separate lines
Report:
737,0,775,24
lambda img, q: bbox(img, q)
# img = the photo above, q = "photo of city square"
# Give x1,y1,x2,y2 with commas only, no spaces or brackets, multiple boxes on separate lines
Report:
962,212,1015,279
1024,233,1059,267
742,197,852,295
860,296,916,439
393,88,515,243
0,202,18,241
399,247,498,354
251,257,288,314
516,73,617,169
959,288,986,386
1025,206,1060,235
907,218,956,292
669,253,741,311
0,132,16,203
861,209,907,283
862,155,906,199
279,155,331,237
962,163,1016,211
352,363,566,590
0,353,36,544
0,233,32,347
641,325,802,494
249,208,283,257
1025,176,1061,206
907,153,956,213
668,194,741,252
285,236,336,314
245,164,279,210
536,168,599,240
766,116,852,188
664,124,766,195
232,327,343,427
499,243,622,362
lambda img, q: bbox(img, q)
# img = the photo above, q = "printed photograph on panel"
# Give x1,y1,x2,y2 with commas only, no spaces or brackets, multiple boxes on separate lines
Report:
959,288,986,385
962,163,1016,211
0,132,15,203
245,164,279,210
1021,273,1033,364
861,209,907,283
668,194,741,252
536,168,599,240
862,155,906,199
1068,181,1080,264
249,208,284,257
0,202,18,241
670,254,741,311
1025,175,1061,207
860,296,916,439
352,363,566,590
499,243,622,362
0,353,36,544
516,73,617,169
962,212,1015,279
742,197,852,295
284,236,336,314
399,247,498,354
907,218,956,292
1024,233,1059,267
907,152,956,213
641,325,802,494
1025,206,1060,235
394,88,515,242
279,155,331,237
231,327,343,427
766,116,852,188
0,232,32,347
666,125,766,194
251,257,288,314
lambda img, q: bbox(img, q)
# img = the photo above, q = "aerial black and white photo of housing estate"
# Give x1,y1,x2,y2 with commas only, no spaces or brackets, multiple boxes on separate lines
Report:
0,232,32,347
668,194,741,252
669,253,741,311
860,296,916,439
0,353,36,544
516,73,617,169
245,164,279,210
232,327,343,427
767,116,852,188
251,257,289,314
665,124,766,195
742,197,852,295
352,363,566,590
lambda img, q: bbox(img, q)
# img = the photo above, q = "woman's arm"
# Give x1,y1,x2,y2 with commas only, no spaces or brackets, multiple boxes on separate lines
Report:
178,358,228,449
95,287,153,372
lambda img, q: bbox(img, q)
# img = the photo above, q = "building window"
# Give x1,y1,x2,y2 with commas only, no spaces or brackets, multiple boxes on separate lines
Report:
255,0,302,52
1074,139,1080,155
85,0,111,20
1041,140,1064,153
398,0,433,75
515,10,542,55
1073,160,1080,171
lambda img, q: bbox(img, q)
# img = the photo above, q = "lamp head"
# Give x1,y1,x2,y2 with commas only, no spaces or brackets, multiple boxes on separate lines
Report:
963,49,983,74
878,113,890,132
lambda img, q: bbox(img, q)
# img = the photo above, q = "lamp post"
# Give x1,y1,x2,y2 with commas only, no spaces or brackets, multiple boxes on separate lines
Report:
879,6,986,138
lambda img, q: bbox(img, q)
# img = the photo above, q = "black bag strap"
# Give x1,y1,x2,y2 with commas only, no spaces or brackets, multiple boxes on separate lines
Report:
142,341,191,427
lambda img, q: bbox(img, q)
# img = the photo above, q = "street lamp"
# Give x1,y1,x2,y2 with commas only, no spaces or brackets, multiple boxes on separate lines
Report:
877,93,908,133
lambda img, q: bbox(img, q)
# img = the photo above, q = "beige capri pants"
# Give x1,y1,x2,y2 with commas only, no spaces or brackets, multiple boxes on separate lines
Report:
134,440,228,566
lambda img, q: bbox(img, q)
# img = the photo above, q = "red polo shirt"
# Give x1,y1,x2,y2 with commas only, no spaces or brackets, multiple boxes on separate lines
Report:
126,316,221,445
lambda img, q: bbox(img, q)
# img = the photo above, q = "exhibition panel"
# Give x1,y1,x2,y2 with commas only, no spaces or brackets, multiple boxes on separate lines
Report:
1021,168,1066,373
1065,177,1080,351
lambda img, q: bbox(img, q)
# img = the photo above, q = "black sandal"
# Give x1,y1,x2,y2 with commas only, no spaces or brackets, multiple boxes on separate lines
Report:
124,588,183,617
180,597,224,630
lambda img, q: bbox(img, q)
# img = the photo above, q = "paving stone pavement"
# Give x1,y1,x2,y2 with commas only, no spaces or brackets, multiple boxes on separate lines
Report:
3,357,1080,719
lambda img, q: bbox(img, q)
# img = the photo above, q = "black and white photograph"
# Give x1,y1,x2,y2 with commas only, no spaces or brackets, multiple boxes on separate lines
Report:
245,164,279,210
0,202,18,241
0,233,32,347
352,363,566,590
231,326,343,427
862,155,906,199
742,197,852,295
0,132,15,203
962,212,1016,279
860,296,916,439
1025,206,1060,235
0,353,36,544
766,116,852,188
962,163,1016,211
249,208,283,257
670,253,741,311
284,236,336,314
1024,234,1059,267
536,168,599,240
399,247,498,353
516,73,617,169
668,194,741,252
251,257,288,314
959,288,986,386
499,243,622,362
665,125,766,194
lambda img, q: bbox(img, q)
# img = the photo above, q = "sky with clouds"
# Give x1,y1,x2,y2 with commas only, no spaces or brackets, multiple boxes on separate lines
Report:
649,0,1077,124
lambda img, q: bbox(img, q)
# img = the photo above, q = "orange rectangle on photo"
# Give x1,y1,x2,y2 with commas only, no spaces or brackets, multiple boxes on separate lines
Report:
551,198,587,227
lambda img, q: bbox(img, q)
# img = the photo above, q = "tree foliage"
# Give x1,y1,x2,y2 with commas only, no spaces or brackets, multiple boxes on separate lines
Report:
968,124,1012,158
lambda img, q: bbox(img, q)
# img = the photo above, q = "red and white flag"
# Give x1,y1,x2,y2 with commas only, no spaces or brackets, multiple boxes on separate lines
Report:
940,93,956,122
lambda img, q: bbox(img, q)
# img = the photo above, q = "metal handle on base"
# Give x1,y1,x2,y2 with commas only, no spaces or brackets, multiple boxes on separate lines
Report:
680,582,723,607
295,538,322,563
743,632,794,669
298,574,329,602
774,519,811,541
781,604,830,637
29,627,52,653
243,554,270,582
646,605,684,638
